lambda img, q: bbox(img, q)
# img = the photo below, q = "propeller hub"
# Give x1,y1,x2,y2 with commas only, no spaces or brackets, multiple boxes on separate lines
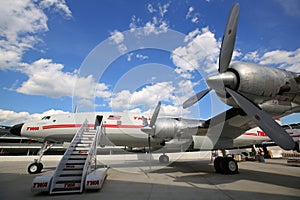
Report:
206,71,237,92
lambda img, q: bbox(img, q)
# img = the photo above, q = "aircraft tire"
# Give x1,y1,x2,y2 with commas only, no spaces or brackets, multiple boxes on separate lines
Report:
222,157,238,174
214,157,224,173
27,162,43,174
159,155,169,163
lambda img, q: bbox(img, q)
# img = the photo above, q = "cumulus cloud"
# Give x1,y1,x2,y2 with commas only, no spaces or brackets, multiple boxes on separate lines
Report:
0,109,69,126
241,48,300,73
0,0,72,70
110,82,175,110
39,0,72,18
130,3,169,35
16,58,111,99
109,80,194,117
109,30,128,53
259,48,300,72
171,27,219,78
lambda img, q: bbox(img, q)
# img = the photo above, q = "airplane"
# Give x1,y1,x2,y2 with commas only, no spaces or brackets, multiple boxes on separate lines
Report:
8,3,300,175
8,101,299,175
183,3,300,153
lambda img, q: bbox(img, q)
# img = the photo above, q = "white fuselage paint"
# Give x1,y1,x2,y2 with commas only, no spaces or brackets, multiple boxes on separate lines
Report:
20,112,299,150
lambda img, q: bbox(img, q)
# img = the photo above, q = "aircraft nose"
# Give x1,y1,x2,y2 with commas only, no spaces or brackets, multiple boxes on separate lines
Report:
10,123,24,136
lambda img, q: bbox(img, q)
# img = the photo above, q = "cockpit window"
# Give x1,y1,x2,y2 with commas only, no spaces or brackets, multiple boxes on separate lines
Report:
41,116,51,120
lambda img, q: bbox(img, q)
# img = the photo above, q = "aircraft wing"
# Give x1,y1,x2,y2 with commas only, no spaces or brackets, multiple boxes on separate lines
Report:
193,108,256,150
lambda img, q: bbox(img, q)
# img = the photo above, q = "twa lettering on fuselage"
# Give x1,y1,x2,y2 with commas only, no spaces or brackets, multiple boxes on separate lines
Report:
133,116,151,121
26,127,39,131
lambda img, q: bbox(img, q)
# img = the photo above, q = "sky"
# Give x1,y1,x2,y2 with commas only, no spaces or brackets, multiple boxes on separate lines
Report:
0,0,300,126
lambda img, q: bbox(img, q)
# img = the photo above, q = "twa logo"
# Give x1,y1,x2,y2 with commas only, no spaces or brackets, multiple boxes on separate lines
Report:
133,116,151,121
26,127,39,131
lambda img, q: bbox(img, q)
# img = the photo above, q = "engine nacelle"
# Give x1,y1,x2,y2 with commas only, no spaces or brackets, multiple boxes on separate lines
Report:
153,118,206,140
215,62,299,116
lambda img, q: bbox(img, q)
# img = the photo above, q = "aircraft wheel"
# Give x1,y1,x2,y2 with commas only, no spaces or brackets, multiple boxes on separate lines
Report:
159,155,169,163
222,157,238,174
28,162,43,174
214,157,224,173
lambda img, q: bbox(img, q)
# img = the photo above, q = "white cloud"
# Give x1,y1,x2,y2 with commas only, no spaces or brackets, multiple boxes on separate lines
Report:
171,27,219,78
15,58,111,99
130,3,169,35
109,30,128,53
185,6,200,24
186,7,194,19
158,2,170,18
0,0,72,70
39,0,72,18
110,82,175,111
243,51,260,62
136,53,149,60
147,4,157,13
0,109,69,126
258,48,300,72
241,48,300,73
191,16,199,23
0,0,48,70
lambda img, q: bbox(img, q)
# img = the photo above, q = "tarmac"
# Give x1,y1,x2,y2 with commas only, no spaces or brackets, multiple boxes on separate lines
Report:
0,152,299,200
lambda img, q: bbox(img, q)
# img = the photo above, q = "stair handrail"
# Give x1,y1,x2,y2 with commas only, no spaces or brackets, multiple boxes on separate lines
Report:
50,119,89,193
80,120,103,191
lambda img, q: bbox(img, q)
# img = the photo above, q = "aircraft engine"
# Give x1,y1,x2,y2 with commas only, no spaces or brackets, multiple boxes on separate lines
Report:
212,62,299,116
153,118,205,140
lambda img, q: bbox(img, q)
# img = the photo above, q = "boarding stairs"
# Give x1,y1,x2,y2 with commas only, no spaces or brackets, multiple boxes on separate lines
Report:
48,119,105,194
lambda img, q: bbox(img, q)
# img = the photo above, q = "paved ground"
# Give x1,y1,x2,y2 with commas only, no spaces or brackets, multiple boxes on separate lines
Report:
0,153,299,200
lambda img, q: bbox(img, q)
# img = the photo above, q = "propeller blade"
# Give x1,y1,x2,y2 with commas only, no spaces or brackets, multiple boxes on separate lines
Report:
225,88,295,150
219,3,239,73
149,101,161,127
183,88,211,109
148,135,152,170
142,116,148,126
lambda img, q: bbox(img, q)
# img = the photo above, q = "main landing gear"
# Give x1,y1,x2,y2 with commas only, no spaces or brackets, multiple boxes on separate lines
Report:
159,154,169,164
214,156,238,174
27,141,53,174
213,150,238,174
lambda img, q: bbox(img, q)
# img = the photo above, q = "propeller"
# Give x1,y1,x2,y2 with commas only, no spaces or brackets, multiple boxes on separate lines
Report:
141,101,161,136
183,3,296,151
141,101,161,170
183,89,211,109
183,3,240,107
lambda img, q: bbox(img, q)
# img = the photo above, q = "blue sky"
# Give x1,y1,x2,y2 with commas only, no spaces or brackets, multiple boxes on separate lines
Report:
0,0,299,125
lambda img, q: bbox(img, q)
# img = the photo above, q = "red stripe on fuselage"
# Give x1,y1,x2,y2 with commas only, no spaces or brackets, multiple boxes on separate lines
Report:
42,124,143,130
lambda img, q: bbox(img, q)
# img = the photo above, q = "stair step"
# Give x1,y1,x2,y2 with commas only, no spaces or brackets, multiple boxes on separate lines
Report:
52,182,81,190
56,176,82,182
61,170,83,175
76,143,92,146
66,160,85,164
63,165,84,170
72,150,88,155
56,180,81,184
68,155,88,159
51,187,81,193
74,147,90,151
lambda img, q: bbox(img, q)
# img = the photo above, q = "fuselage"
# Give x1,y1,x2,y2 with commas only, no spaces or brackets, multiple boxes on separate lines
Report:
13,111,299,150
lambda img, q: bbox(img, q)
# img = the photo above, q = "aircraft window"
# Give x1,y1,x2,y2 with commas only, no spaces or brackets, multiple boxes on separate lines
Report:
41,116,51,120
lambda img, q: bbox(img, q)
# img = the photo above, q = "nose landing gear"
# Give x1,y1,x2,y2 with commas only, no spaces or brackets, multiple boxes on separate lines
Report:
27,141,53,174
